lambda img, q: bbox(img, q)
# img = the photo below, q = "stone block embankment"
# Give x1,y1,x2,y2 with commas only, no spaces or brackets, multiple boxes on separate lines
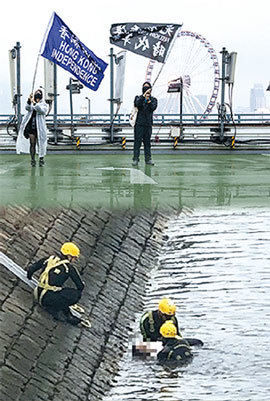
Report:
0,207,170,401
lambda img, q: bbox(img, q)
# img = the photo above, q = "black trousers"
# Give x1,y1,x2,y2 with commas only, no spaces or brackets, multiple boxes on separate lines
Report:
39,288,82,323
133,125,152,162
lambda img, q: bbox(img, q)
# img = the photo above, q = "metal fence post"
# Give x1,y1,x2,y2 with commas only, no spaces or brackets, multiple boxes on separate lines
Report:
220,47,227,142
110,47,114,143
53,63,58,144
15,42,21,129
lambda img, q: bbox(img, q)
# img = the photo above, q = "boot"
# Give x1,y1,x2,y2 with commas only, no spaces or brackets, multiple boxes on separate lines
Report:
45,307,63,321
66,314,82,326
63,307,81,326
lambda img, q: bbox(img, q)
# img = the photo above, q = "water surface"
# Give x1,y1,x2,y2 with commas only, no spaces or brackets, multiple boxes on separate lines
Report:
104,208,270,401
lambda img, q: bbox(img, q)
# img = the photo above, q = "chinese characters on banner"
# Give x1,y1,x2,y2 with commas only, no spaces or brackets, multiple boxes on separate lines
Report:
41,12,108,91
110,23,182,63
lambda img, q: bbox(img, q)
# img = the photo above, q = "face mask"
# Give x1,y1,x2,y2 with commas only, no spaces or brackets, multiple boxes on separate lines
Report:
143,86,151,95
34,93,42,102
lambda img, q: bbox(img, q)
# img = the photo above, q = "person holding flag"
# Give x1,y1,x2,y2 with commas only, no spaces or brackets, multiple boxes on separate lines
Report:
17,12,108,165
132,81,157,166
16,89,49,167
110,22,182,162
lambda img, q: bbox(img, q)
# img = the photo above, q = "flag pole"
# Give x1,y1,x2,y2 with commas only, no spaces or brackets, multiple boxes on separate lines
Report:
31,12,55,94
152,26,181,88
31,53,41,93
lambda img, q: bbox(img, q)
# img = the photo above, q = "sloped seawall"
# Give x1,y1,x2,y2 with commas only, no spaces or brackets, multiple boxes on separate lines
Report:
0,206,171,401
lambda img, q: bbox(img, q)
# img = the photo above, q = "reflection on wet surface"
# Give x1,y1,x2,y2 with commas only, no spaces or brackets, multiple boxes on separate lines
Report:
0,154,270,208
104,208,270,401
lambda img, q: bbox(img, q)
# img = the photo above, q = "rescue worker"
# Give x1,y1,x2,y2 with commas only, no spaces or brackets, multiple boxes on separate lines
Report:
140,298,180,341
16,89,48,167
157,320,193,367
132,81,158,166
27,242,84,325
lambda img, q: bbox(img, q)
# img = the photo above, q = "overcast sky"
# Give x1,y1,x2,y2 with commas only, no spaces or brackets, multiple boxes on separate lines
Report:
1,0,270,115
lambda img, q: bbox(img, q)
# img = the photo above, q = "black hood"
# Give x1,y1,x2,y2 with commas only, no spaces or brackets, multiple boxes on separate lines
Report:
142,82,152,94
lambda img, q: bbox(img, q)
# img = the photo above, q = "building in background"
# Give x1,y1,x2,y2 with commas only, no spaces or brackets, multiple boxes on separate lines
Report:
250,84,266,112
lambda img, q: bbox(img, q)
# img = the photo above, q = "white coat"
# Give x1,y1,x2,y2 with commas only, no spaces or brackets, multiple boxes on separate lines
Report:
16,100,49,157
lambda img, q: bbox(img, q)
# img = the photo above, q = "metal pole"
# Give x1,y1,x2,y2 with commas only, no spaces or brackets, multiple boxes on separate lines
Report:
89,99,91,121
69,78,74,137
220,47,227,141
53,63,58,144
86,97,91,122
15,42,21,129
110,47,114,143
179,77,183,139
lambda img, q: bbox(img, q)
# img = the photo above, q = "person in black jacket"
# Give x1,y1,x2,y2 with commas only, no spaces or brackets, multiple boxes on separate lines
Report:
27,242,84,325
132,81,158,166
140,298,180,341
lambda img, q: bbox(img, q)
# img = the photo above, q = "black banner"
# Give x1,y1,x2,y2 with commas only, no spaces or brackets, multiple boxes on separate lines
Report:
110,23,182,63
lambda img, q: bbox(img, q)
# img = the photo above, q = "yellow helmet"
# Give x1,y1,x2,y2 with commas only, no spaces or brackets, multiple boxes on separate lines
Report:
61,242,80,257
160,320,177,338
158,298,176,315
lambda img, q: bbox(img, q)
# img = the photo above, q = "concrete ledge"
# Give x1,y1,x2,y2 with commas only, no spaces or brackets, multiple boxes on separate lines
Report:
1,148,270,155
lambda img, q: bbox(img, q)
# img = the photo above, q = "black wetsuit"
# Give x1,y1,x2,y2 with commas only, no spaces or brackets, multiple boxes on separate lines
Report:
27,255,84,324
140,310,180,341
157,337,193,366
133,95,158,162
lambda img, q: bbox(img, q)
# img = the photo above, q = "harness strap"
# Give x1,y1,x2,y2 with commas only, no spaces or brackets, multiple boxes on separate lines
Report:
35,256,69,306
168,350,176,360
148,311,155,333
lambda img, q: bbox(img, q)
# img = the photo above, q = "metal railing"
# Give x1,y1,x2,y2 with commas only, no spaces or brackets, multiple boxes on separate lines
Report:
1,113,270,126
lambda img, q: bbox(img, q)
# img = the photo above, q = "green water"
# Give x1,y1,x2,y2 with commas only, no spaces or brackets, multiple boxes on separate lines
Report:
0,153,270,208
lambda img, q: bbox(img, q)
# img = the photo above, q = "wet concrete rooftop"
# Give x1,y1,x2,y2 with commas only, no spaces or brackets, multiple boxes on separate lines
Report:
0,153,270,208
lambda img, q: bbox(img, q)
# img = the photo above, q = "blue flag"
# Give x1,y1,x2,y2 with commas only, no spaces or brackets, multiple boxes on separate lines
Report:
41,12,108,91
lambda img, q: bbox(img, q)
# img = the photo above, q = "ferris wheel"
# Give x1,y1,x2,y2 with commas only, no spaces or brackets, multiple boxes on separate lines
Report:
145,30,220,119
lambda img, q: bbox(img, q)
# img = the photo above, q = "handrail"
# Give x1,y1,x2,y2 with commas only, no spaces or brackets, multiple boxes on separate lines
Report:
1,113,270,126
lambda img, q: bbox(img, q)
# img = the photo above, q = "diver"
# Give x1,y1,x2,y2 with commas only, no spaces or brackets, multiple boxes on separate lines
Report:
157,320,194,367
140,298,180,341
27,242,85,326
